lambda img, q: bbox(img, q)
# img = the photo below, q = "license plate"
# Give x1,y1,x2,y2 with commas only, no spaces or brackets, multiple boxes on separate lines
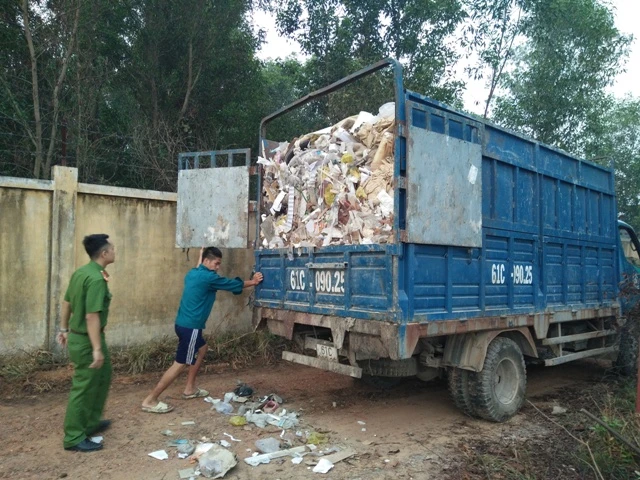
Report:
314,270,345,294
316,344,338,361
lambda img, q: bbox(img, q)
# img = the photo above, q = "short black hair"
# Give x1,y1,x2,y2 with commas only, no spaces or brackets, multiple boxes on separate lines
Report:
83,234,110,259
202,247,222,261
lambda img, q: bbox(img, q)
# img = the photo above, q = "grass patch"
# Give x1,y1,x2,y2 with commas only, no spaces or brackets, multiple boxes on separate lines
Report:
456,433,572,480
577,378,640,480
110,330,292,375
0,330,293,397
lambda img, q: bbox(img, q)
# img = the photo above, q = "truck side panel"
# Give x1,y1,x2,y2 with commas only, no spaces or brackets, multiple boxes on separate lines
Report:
401,92,618,324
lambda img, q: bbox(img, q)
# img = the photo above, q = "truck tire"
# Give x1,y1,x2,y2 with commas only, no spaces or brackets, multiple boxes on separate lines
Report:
468,337,526,422
447,367,476,417
614,331,638,376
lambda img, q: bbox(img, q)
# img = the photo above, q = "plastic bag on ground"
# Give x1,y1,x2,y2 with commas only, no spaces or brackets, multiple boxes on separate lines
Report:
229,416,247,426
198,444,238,479
306,432,327,445
255,437,281,454
215,402,234,415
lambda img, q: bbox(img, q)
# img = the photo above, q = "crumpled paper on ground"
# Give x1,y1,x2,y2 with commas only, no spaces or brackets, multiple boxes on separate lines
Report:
259,102,396,248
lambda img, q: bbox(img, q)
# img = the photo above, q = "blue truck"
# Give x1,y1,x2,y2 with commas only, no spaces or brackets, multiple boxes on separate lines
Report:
177,59,640,422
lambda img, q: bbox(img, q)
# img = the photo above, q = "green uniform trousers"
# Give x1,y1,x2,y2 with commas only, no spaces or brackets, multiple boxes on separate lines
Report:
63,333,112,448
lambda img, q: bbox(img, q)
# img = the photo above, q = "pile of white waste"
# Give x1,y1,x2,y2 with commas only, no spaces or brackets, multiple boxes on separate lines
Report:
259,102,396,248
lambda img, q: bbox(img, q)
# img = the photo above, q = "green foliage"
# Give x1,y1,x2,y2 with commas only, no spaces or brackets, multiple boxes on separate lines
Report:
273,0,465,112
493,0,631,154
579,379,640,480
584,96,640,232
0,0,266,189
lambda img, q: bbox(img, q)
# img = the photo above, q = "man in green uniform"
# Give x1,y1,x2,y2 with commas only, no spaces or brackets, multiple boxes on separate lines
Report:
57,234,115,452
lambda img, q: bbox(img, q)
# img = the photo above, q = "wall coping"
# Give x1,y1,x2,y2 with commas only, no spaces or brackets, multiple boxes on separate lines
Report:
0,176,176,202
0,176,53,191
78,183,177,202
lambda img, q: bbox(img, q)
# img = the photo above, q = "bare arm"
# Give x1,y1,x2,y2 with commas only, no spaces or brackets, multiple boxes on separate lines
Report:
86,313,104,369
56,301,72,347
243,272,263,288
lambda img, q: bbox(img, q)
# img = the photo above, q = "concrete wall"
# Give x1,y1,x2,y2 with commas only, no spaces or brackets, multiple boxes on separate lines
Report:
0,168,255,354
0,181,52,352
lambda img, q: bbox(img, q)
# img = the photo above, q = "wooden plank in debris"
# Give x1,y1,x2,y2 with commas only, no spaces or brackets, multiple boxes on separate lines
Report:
324,447,357,464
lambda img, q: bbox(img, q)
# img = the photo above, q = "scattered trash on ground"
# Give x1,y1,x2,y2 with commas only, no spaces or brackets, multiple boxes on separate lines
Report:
177,441,195,456
191,443,215,460
552,406,568,415
312,458,335,474
255,437,281,454
324,447,357,464
244,445,307,467
148,450,169,460
234,384,253,397
223,432,241,442
307,432,328,445
178,467,198,479
198,444,237,478
144,385,357,478
229,416,247,426
214,402,234,415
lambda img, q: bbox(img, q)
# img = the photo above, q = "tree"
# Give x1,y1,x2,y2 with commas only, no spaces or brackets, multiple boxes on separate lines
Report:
118,0,265,190
0,0,80,179
273,0,465,114
584,96,640,231
493,0,631,154
463,0,526,117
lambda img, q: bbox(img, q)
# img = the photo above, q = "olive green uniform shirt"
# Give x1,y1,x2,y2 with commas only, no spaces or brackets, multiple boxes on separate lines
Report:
64,261,111,332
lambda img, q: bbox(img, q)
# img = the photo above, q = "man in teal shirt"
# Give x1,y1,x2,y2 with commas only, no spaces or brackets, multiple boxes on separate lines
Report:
141,247,263,413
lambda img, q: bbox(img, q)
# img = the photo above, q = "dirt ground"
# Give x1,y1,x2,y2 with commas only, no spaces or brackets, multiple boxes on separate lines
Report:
0,359,612,480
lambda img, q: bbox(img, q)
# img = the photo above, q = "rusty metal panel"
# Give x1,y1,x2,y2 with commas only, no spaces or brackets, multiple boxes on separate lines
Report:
176,167,249,248
406,127,482,247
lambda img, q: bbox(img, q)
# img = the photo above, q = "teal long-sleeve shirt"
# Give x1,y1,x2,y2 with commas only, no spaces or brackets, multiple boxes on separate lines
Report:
175,265,244,330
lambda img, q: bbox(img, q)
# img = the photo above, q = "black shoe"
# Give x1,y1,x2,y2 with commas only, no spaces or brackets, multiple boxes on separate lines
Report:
65,439,103,452
88,419,111,436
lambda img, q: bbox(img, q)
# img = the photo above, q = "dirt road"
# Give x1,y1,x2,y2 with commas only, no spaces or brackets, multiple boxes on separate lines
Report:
0,359,609,479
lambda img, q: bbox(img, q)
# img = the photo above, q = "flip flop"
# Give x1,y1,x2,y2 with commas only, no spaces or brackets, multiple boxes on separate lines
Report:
141,401,174,414
182,387,209,400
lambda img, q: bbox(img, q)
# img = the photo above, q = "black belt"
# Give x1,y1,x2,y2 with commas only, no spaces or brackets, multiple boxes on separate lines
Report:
70,328,105,336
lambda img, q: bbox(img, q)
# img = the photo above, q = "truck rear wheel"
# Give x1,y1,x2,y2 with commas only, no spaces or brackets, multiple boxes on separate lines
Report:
447,367,476,417
469,337,526,422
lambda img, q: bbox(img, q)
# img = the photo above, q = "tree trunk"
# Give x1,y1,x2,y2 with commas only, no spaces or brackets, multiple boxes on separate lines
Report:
179,40,201,121
21,0,43,178
44,1,81,179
